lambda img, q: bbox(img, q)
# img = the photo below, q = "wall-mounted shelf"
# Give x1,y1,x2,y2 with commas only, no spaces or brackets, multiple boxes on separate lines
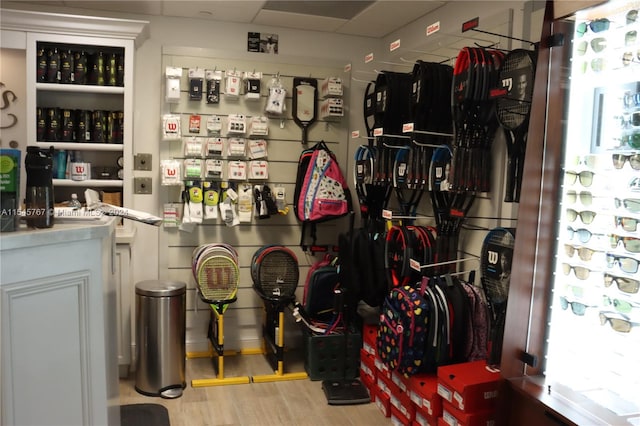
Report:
53,178,123,187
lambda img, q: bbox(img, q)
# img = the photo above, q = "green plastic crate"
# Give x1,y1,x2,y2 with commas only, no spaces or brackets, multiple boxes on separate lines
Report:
304,328,362,381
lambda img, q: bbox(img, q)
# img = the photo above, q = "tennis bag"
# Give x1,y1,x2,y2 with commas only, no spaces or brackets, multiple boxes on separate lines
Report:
377,283,430,376
302,254,339,322
294,141,352,246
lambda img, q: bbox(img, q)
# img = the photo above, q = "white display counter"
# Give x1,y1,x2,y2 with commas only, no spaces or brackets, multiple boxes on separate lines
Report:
1,217,120,426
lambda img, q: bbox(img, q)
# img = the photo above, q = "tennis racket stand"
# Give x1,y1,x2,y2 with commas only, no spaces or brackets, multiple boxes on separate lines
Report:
321,290,370,405
191,301,251,387
252,300,308,383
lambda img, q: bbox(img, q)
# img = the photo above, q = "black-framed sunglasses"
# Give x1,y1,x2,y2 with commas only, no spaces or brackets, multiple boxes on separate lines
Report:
615,197,640,213
606,253,640,273
576,19,611,37
562,262,593,280
609,234,640,253
615,215,638,232
628,9,638,25
612,153,640,169
559,296,591,315
565,170,594,187
604,273,640,294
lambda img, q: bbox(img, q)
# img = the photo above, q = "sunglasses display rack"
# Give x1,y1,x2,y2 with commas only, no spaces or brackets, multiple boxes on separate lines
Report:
544,1,640,417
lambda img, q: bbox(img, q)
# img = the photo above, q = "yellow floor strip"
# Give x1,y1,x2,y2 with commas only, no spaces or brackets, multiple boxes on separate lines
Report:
251,372,308,383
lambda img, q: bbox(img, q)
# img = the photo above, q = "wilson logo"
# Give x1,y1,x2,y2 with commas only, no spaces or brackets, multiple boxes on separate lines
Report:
487,250,498,265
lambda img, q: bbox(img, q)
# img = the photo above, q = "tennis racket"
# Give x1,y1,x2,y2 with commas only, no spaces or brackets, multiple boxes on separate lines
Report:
480,228,516,368
496,49,536,203
252,245,299,303
194,248,240,306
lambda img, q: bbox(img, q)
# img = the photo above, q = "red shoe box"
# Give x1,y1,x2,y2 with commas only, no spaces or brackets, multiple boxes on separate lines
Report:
374,355,392,380
361,369,376,393
373,386,391,418
391,405,413,426
392,371,410,394
436,361,501,412
360,348,376,383
413,406,439,426
441,401,497,426
362,323,378,355
377,368,399,398
408,374,442,418
390,387,416,424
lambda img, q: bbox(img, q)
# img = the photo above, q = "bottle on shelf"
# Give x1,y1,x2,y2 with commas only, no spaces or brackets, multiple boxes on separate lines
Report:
46,46,60,83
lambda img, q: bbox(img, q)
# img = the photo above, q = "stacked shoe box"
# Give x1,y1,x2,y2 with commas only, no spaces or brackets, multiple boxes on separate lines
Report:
360,324,443,425
436,360,501,426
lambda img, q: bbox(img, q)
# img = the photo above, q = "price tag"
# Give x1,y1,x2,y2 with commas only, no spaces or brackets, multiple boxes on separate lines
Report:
351,130,360,138
402,122,414,133
410,258,420,272
389,39,401,51
426,21,441,36
344,63,352,72
365,53,374,63
373,127,383,137
382,209,393,220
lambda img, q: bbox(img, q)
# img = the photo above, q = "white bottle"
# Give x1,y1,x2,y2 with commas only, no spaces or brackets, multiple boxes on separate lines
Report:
69,193,81,209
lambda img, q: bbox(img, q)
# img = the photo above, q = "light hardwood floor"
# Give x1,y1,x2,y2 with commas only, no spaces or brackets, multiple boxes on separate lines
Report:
119,351,389,426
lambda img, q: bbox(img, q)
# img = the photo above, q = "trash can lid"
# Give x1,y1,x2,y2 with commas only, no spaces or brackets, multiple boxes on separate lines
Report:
136,280,186,297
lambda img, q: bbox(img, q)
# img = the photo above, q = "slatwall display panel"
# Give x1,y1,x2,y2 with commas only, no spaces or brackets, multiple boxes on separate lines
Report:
160,47,350,352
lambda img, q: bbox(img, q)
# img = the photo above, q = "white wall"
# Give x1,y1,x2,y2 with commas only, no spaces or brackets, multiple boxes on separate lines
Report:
0,0,544,358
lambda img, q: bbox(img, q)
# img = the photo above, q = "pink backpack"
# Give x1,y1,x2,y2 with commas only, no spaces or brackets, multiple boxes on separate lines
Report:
293,141,352,247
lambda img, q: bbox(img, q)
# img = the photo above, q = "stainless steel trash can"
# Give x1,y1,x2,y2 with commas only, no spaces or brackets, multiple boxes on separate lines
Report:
135,280,186,399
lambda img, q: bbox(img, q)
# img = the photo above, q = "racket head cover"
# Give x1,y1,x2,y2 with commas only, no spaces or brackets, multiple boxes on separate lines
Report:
480,227,516,305
496,49,535,131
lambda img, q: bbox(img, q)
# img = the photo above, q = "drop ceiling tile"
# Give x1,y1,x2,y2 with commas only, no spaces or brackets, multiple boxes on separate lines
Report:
253,9,347,33
338,1,446,37
161,1,266,22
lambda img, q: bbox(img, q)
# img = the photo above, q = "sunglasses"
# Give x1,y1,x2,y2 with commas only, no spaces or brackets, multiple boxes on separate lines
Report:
618,133,640,149
565,190,595,205
615,215,639,232
576,38,608,55
568,155,597,168
612,153,640,169
623,93,640,108
599,312,638,333
559,296,591,315
621,51,636,66
566,208,597,224
604,273,640,294
564,244,601,261
565,170,594,187
609,234,640,253
628,10,638,25
590,57,607,73
603,295,639,314
562,262,593,280
567,226,599,243
606,253,640,273
615,197,640,213
562,283,585,298
625,30,637,46
576,19,611,37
